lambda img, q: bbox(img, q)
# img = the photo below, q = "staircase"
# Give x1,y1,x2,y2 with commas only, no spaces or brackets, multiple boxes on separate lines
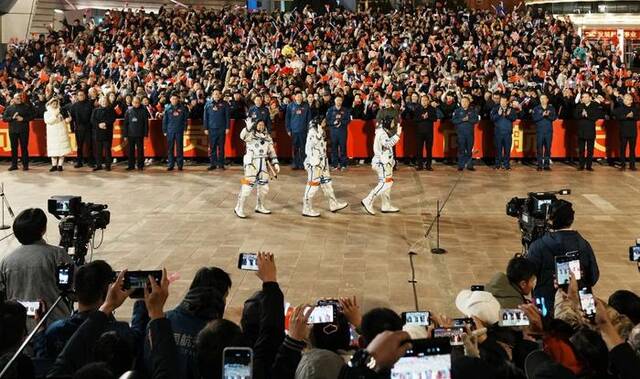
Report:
29,0,61,37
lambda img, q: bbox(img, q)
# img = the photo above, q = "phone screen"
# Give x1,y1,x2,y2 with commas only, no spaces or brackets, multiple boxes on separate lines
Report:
18,301,39,317
433,327,465,346
238,253,258,271
58,267,70,285
535,297,548,318
579,288,596,319
403,311,431,326
499,309,530,327
306,305,334,324
630,246,640,262
555,257,581,285
124,270,162,298
391,338,452,378
452,317,475,329
223,348,252,379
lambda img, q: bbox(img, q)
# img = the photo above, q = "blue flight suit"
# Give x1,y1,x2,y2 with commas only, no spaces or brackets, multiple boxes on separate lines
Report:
490,106,518,169
452,107,479,169
247,105,272,132
532,104,557,168
285,101,311,168
162,103,188,169
203,99,230,167
326,105,351,168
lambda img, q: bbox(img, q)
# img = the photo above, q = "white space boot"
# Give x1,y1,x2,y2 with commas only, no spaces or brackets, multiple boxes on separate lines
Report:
361,194,376,215
234,185,251,218
302,185,321,217
255,184,272,214
380,189,399,213
321,183,348,213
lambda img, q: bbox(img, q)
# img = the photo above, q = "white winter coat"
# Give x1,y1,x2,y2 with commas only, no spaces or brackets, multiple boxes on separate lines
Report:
44,105,71,157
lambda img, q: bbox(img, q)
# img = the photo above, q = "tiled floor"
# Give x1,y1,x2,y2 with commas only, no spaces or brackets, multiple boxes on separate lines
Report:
0,159,639,322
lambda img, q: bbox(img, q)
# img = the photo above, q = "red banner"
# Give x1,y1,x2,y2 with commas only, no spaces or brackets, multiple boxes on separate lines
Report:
1,119,639,159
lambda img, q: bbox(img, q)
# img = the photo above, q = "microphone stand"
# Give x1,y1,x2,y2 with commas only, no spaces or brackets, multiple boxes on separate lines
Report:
406,147,476,310
0,183,15,230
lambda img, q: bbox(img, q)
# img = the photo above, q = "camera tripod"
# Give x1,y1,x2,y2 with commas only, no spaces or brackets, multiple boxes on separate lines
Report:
0,183,15,230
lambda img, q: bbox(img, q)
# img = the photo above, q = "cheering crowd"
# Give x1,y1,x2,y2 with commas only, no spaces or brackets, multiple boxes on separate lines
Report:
0,196,639,378
1,4,640,172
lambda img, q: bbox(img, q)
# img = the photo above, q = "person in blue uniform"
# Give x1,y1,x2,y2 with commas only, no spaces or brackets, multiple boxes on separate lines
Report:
285,92,311,169
162,94,188,171
531,95,557,171
247,95,272,133
203,89,230,170
326,95,351,170
452,97,479,171
490,96,518,170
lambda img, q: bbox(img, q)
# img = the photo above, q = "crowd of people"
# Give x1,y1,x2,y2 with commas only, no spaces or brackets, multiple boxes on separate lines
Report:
0,187,639,378
2,3,640,173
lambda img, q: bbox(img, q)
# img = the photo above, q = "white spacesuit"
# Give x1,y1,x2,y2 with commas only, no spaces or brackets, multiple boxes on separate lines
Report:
361,120,403,215
303,118,349,217
234,119,280,218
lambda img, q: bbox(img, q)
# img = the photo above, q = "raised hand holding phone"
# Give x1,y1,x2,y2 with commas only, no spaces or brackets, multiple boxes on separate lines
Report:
145,268,169,320
100,269,133,314
256,251,276,283
288,304,313,341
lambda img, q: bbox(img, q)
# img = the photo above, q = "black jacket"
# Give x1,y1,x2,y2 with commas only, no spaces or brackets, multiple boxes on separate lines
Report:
271,336,306,379
67,100,93,132
47,311,176,379
3,103,33,133
90,106,117,141
573,102,604,139
253,282,285,379
526,230,599,312
609,341,640,379
612,104,640,138
123,106,149,138
412,104,441,131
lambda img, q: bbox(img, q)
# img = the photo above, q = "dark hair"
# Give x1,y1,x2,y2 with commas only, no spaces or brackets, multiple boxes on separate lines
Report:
74,260,113,306
190,267,232,295
550,200,574,229
570,327,609,376
196,319,248,379
0,301,27,351
310,312,351,352
506,256,536,286
13,208,47,245
72,362,115,379
94,331,134,377
608,290,640,325
360,308,402,347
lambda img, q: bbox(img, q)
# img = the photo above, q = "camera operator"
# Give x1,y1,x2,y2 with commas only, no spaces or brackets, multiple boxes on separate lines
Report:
33,260,132,360
0,209,73,326
486,255,537,309
525,200,600,313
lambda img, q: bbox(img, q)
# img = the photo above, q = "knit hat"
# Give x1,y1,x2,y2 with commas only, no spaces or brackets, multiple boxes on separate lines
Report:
455,290,501,325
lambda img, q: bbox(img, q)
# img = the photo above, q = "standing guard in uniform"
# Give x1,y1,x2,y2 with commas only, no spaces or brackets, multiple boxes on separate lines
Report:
234,119,280,219
613,94,640,171
203,89,230,170
302,117,349,217
452,97,479,171
247,95,272,132
361,118,403,215
490,96,518,170
574,93,604,171
326,95,351,170
162,95,188,171
532,95,557,171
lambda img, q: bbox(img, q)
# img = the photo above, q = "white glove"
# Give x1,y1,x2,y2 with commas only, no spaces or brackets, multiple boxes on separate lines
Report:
396,126,403,136
274,164,280,174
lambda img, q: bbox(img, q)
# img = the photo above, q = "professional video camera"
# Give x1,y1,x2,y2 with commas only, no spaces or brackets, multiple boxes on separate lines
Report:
48,196,110,265
506,189,571,253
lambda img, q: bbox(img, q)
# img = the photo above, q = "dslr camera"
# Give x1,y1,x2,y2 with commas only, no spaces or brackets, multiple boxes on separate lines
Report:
48,196,110,265
506,189,570,253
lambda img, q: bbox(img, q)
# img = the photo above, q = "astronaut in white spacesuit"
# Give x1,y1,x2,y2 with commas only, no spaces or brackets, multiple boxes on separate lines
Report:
234,118,280,218
303,116,349,217
361,118,403,215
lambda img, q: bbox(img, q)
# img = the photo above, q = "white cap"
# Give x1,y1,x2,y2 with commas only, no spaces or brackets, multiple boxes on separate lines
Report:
455,290,501,325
